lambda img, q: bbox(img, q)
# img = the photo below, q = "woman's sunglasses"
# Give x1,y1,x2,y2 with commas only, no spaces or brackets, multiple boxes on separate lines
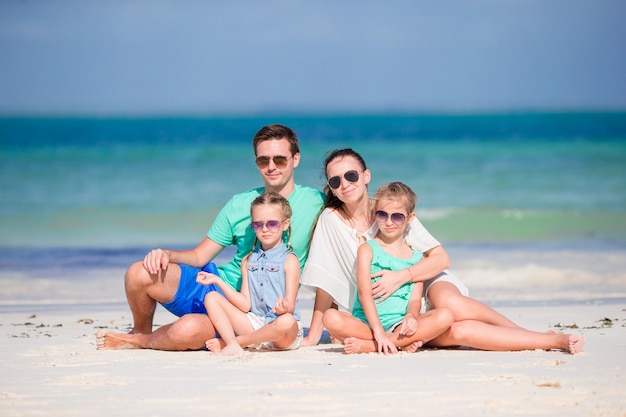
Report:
327,170,360,190
255,155,292,169
375,210,407,225
250,220,284,233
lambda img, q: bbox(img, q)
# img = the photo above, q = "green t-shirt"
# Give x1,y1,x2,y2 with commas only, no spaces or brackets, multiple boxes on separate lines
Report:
207,184,324,291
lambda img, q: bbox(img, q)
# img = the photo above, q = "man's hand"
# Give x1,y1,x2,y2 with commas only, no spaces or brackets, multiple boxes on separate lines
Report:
143,248,170,276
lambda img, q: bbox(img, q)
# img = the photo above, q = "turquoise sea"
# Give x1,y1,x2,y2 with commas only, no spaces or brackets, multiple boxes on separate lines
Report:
1,113,625,308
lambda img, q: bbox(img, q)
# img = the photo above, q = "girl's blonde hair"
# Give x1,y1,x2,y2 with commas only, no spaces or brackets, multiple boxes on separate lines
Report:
374,181,417,214
248,192,293,254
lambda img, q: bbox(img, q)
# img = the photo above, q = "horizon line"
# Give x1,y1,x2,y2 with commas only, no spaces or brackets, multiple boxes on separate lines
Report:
1,107,626,119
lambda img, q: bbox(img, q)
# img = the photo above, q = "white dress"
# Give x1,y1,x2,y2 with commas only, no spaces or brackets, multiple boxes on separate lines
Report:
300,208,468,311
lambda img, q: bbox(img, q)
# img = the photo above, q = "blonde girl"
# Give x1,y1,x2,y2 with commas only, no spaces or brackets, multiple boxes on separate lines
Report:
323,182,453,354
196,192,302,356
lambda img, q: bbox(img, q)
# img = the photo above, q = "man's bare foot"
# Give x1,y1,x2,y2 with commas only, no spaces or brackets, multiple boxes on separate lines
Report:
343,337,376,354
567,334,585,354
209,340,245,356
402,340,423,353
96,330,142,350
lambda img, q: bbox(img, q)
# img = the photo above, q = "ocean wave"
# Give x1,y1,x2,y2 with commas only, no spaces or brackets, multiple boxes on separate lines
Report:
418,208,626,243
1,243,624,308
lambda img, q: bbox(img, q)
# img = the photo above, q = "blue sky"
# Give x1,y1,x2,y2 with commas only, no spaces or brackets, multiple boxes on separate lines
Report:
1,1,625,115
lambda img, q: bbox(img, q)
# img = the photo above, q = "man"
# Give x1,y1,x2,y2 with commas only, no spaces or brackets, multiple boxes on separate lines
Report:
96,124,324,350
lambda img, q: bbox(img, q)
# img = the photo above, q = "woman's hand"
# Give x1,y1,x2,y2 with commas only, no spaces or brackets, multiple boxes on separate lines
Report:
370,269,409,302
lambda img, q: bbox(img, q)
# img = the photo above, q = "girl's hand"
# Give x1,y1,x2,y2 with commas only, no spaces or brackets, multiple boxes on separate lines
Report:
370,269,407,302
272,297,290,315
399,313,418,336
373,330,398,355
196,271,220,286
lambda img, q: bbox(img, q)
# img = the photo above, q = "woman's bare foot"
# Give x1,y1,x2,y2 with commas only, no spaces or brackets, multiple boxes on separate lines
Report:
96,330,141,350
343,337,376,354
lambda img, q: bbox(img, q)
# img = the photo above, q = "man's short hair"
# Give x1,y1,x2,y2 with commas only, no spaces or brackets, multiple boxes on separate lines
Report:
252,124,300,156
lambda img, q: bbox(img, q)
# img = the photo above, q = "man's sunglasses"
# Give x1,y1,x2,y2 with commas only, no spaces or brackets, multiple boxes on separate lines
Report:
255,155,292,169
250,220,284,233
327,170,360,190
375,210,407,225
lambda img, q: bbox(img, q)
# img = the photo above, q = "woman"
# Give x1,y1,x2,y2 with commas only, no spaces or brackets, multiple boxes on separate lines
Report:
300,148,584,354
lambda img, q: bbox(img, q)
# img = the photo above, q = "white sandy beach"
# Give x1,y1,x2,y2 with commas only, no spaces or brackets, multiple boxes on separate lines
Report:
1,292,625,417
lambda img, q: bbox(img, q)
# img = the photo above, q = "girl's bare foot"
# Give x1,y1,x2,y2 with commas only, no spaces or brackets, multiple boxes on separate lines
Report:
212,341,246,356
343,337,376,354
402,340,423,353
205,338,225,352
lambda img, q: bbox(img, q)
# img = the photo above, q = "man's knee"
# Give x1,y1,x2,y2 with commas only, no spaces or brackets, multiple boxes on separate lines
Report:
169,314,213,343
125,261,151,290
126,262,182,305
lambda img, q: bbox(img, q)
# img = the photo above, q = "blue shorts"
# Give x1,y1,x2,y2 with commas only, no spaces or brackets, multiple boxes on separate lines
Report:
161,262,225,317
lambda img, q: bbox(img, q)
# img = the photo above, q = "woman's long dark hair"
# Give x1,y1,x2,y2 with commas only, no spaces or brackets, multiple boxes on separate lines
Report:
304,148,369,252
